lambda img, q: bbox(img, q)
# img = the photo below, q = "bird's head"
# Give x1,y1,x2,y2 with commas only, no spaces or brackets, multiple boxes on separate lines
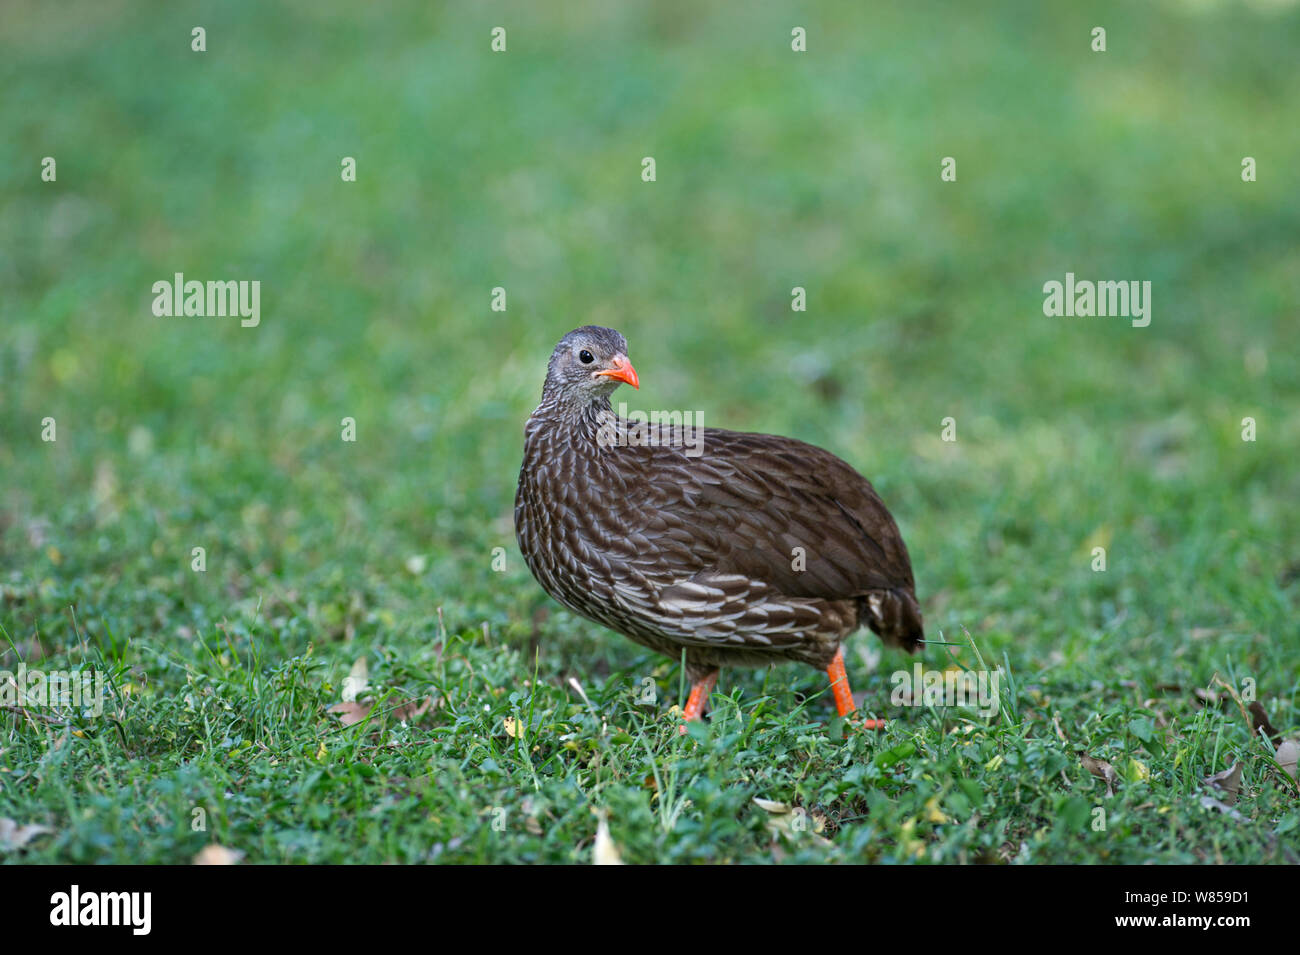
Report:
543,325,639,403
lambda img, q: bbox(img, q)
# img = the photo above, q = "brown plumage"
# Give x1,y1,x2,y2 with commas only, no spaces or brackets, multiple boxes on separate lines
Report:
514,326,923,726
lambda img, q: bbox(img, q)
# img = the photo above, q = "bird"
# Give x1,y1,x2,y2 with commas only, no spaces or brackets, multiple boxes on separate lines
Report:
514,326,923,731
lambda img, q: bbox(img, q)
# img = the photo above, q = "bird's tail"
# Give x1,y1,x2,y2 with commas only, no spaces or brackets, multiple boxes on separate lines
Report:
859,588,924,653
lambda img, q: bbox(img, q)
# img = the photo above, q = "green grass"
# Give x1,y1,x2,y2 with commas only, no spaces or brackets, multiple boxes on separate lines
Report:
1,0,1298,863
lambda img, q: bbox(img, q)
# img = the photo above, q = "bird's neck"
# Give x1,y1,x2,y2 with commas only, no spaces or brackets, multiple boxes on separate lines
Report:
534,390,615,443
525,393,638,494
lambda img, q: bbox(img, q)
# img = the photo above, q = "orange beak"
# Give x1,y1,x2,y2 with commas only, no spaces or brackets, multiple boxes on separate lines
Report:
595,354,639,389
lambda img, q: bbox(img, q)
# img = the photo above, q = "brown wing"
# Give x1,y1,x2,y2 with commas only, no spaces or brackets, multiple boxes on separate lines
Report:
613,427,916,599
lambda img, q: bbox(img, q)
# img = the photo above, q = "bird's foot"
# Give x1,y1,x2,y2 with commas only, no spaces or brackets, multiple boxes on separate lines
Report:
827,648,886,730
849,715,887,731
677,670,718,735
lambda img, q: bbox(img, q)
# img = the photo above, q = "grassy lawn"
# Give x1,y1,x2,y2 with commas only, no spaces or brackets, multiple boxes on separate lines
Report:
1,0,1298,863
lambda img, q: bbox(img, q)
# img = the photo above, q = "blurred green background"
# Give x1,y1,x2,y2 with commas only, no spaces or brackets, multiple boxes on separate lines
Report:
1,0,1297,863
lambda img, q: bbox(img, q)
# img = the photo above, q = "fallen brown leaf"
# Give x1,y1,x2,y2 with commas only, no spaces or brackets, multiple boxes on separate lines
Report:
0,818,52,852
193,844,243,865
327,700,373,727
1248,702,1281,746
341,657,369,703
1081,755,1119,796
593,813,624,865
1202,761,1243,806
753,797,832,844
1276,739,1298,783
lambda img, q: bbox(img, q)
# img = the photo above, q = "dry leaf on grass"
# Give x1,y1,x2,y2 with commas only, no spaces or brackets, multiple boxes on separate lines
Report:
1275,739,1298,783
193,844,244,865
341,657,369,703
593,813,624,865
1081,756,1119,796
327,656,383,727
753,797,831,844
0,818,52,852
327,701,373,727
1202,761,1243,806
1248,703,1281,746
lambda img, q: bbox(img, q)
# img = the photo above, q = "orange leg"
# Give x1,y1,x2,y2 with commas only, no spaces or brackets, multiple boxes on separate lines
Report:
678,670,718,734
827,648,885,730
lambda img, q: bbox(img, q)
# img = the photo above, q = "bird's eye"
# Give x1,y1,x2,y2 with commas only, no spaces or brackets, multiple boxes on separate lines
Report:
579,350,594,364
